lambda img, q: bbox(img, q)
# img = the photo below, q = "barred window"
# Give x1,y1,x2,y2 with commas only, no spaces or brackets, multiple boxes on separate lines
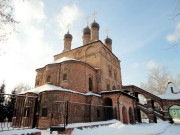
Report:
63,74,67,81
97,110,100,118
47,76,51,83
42,108,48,117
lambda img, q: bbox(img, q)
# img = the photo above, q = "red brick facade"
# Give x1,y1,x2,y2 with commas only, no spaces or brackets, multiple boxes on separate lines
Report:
13,20,137,129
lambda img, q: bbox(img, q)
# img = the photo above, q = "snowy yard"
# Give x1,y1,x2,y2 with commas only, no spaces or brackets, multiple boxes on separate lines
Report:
72,121,180,135
0,120,180,135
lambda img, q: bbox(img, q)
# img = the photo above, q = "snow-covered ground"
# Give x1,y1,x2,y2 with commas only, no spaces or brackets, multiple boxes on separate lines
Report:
0,120,180,135
72,121,179,135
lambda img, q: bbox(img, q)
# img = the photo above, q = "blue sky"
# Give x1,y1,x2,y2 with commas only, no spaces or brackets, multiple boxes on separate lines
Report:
0,0,179,92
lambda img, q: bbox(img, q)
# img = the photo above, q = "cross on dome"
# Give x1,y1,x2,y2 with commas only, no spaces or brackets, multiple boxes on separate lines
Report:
105,28,109,37
92,11,97,21
66,24,71,33
86,16,90,26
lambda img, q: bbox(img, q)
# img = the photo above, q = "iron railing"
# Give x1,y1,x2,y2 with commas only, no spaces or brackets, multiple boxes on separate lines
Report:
0,93,114,131
50,101,114,127
0,93,37,131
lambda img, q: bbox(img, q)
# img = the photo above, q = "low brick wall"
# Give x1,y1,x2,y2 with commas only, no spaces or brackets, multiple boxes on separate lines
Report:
13,132,41,135
58,123,112,134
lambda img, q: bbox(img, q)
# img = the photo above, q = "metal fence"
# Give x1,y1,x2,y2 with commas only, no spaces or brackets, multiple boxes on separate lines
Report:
0,93,114,131
50,101,114,127
0,93,37,131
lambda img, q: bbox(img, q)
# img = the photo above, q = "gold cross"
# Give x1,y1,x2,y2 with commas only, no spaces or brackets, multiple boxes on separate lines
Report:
86,16,90,25
92,11,97,20
67,24,71,32
105,28,109,37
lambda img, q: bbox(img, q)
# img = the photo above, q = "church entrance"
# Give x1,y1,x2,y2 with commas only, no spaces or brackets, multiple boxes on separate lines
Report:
129,107,134,124
122,106,128,124
104,98,113,120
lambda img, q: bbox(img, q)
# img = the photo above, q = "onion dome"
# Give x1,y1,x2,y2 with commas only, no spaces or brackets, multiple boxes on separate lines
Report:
91,20,100,30
83,26,91,35
105,36,112,45
64,31,73,39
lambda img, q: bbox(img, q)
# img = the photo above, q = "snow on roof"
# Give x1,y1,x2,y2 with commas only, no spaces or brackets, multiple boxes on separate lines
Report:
21,83,71,94
21,84,101,97
100,90,121,94
156,82,180,100
100,90,136,99
52,57,80,64
84,92,101,97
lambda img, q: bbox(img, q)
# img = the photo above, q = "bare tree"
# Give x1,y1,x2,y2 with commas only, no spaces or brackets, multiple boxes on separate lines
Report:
0,0,19,43
0,0,20,56
0,80,5,102
141,67,172,94
171,0,180,20
168,0,180,47
13,83,32,94
173,74,180,90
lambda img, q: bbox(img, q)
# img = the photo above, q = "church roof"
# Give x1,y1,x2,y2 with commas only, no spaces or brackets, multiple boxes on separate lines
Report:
91,20,100,30
52,57,80,64
83,26,91,35
100,90,137,99
21,83,101,97
156,82,180,100
64,31,73,39
21,83,71,94
104,36,112,45
36,56,96,72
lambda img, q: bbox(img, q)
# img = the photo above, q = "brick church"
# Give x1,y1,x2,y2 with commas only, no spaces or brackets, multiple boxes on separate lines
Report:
12,19,143,129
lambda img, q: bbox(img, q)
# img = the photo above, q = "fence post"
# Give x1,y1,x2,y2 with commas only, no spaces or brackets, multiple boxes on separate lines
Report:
65,101,69,126
32,97,38,128
89,104,91,122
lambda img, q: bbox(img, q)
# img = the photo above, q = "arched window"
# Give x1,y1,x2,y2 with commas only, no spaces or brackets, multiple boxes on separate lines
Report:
122,106,128,124
42,107,48,117
47,76,51,83
107,84,110,90
63,74,67,81
117,85,120,89
114,72,117,80
109,68,112,77
36,80,39,86
89,77,93,91
112,85,116,90
129,107,135,124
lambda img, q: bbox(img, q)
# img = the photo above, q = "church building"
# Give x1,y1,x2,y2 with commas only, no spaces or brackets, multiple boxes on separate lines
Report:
12,19,139,129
